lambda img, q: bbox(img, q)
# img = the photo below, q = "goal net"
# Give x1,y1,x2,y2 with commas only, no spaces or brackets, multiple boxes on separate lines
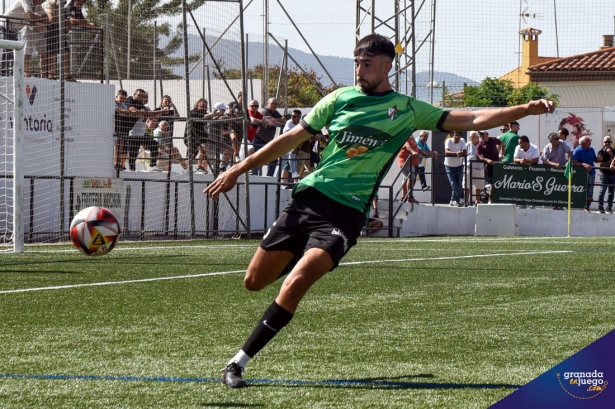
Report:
0,38,24,253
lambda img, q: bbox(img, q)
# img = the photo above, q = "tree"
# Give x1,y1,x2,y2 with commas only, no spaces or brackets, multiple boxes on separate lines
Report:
83,0,206,80
445,77,559,108
215,64,344,107
507,83,559,106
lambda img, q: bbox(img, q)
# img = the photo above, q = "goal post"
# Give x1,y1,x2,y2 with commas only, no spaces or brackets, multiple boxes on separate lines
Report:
0,39,24,253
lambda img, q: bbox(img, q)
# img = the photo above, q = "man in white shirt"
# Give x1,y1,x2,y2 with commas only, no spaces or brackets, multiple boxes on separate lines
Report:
3,0,46,76
513,135,540,165
279,109,301,186
464,131,485,205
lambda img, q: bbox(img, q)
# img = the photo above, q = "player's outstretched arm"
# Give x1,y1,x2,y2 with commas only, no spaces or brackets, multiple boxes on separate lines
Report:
204,126,312,200
441,99,555,132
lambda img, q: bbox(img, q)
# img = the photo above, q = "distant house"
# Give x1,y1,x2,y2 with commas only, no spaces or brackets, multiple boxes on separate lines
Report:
500,28,615,107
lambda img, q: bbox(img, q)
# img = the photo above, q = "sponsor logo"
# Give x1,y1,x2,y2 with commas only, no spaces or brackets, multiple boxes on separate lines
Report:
26,84,37,105
331,228,349,252
557,370,608,399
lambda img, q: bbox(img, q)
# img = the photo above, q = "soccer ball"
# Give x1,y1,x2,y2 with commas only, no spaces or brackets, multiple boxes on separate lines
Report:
70,206,121,256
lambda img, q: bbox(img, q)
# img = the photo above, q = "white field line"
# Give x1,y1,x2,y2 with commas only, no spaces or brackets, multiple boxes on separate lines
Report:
22,235,594,253
0,250,572,295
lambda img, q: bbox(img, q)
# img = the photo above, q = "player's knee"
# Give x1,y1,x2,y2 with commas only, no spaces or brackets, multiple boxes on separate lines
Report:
243,271,266,292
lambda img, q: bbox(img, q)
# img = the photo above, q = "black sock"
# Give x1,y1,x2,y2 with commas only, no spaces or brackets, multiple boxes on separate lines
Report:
242,301,294,358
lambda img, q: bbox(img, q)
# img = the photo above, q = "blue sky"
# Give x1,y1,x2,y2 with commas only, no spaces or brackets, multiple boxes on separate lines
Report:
236,0,615,84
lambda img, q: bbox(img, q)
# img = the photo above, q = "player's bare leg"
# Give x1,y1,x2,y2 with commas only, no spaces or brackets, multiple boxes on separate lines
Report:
222,247,334,388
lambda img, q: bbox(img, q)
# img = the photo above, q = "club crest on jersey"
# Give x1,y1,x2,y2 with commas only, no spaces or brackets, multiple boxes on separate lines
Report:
388,105,398,121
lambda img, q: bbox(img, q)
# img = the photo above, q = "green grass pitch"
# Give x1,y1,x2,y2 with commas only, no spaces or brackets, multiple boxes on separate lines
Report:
1,237,613,408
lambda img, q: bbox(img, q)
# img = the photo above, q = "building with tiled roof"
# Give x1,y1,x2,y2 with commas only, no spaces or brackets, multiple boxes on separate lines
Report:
500,28,615,107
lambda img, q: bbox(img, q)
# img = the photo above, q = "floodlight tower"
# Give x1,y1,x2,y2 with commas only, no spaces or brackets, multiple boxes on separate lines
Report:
355,0,437,100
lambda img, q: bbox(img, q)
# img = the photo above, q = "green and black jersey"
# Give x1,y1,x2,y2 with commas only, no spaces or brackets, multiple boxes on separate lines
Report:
298,85,448,215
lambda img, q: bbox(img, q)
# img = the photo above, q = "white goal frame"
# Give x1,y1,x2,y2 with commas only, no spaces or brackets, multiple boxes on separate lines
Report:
0,39,25,253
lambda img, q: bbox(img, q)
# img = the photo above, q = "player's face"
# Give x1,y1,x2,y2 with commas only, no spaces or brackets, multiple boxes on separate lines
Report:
355,54,392,94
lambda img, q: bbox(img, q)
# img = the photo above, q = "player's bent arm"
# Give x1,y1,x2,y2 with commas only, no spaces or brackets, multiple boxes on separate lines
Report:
204,126,312,199
441,99,555,132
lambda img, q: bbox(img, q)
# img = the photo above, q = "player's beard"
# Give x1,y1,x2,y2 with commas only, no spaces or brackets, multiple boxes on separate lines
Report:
357,77,379,95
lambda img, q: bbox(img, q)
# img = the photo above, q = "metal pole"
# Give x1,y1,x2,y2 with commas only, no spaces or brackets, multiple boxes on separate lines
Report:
202,27,205,98
105,14,109,83
263,0,268,104
553,0,560,58
58,0,66,241
11,42,24,251
410,0,416,97
371,0,375,32
429,0,436,104
153,21,157,106
181,0,195,238
239,0,251,238
394,0,399,90
127,0,131,79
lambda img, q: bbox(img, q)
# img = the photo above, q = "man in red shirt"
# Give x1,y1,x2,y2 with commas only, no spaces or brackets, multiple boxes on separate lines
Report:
397,134,420,202
245,100,264,158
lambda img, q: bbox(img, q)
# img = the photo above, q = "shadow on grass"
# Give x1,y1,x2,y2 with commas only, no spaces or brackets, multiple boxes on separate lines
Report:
246,374,521,390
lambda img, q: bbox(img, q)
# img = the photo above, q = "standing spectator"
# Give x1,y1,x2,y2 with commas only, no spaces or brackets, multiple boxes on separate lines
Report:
225,101,243,165
245,100,263,159
541,132,570,169
3,0,46,77
444,131,467,207
397,134,419,203
476,130,501,185
113,89,138,171
23,0,46,77
513,135,540,165
596,135,615,214
141,117,162,171
558,128,573,157
124,89,166,171
41,0,69,79
63,0,95,80
279,109,301,186
464,131,484,205
252,97,286,176
185,98,222,174
499,124,510,134
572,136,598,213
415,130,437,191
155,95,179,135
154,120,188,173
499,121,520,163
514,135,540,208
541,132,570,210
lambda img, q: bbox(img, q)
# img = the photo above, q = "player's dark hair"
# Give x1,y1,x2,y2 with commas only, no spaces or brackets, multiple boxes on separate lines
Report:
519,135,530,143
354,34,395,61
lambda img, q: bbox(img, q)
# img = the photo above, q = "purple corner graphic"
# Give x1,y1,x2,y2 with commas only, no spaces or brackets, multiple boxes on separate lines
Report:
490,329,614,408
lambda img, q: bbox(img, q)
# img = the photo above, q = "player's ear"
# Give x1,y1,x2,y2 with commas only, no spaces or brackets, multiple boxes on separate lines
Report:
383,58,393,73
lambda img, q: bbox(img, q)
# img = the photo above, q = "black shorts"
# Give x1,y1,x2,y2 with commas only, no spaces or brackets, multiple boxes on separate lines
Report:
260,188,365,272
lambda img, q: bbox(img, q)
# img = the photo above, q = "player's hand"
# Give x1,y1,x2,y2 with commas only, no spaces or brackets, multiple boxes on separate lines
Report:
204,170,238,200
527,99,555,115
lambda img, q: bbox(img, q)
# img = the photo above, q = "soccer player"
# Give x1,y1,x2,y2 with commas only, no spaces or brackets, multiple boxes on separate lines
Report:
204,33,555,388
